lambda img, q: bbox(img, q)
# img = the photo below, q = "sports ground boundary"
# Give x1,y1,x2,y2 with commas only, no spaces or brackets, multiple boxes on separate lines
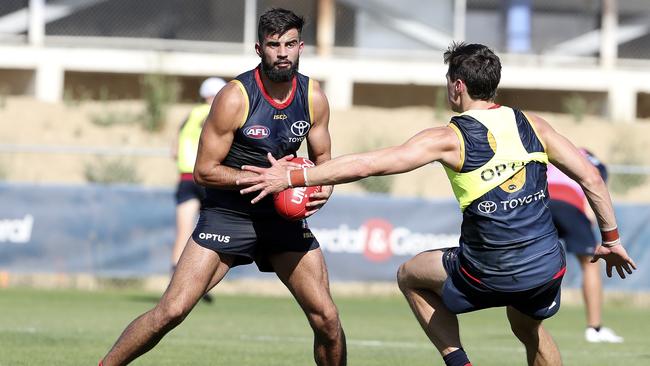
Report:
2,272,650,307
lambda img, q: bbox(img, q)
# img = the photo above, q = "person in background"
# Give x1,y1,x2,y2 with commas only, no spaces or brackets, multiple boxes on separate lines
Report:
170,77,226,303
548,148,623,342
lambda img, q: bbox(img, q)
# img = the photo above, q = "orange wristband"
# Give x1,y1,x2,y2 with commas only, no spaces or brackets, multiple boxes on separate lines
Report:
289,169,306,187
600,227,619,245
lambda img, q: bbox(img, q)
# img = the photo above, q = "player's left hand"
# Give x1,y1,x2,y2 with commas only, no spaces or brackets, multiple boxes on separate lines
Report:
304,185,333,217
237,153,296,203
591,243,637,279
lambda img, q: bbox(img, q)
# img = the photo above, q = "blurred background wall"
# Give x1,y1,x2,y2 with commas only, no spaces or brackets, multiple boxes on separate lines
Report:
1,0,650,287
1,0,650,119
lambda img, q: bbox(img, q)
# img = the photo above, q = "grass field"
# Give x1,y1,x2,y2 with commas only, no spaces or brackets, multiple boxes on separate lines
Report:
1,287,648,366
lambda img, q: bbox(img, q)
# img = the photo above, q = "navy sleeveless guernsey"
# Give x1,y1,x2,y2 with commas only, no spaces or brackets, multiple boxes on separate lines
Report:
204,66,314,212
445,106,565,291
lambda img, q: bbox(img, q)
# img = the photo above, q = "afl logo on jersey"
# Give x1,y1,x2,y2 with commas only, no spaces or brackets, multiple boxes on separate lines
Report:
477,200,497,214
290,120,311,137
244,125,270,139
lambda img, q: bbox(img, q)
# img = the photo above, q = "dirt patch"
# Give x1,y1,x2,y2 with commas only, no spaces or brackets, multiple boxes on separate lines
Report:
1,97,649,201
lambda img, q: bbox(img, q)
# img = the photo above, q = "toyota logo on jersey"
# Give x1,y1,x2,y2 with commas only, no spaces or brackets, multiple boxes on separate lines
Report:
290,120,310,137
244,125,270,139
477,201,498,214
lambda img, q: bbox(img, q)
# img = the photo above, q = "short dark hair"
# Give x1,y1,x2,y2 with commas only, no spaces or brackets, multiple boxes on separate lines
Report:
444,42,501,101
257,8,304,44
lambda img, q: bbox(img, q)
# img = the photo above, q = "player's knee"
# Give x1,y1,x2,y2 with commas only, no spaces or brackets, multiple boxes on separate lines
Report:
309,306,341,340
509,321,538,343
155,301,190,327
396,262,412,292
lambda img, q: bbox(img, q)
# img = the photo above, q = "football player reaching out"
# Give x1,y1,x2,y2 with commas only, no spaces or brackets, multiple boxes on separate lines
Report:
238,43,636,366
547,149,624,342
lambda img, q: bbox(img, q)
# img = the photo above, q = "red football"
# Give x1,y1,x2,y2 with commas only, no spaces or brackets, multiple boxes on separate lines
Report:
273,157,322,220
274,185,322,220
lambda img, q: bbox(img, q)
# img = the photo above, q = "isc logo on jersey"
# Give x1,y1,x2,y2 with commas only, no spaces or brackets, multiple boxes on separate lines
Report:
244,125,270,139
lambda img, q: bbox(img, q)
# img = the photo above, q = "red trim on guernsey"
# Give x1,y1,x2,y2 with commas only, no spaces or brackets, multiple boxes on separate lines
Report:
460,266,482,284
488,104,501,109
180,173,194,181
552,266,567,280
254,67,297,109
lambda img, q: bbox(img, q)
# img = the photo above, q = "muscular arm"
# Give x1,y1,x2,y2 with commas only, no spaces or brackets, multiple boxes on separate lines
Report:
193,82,258,190
529,113,635,278
528,114,615,230
238,125,460,198
300,80,334,214
306,126,459,185
306,80,332,166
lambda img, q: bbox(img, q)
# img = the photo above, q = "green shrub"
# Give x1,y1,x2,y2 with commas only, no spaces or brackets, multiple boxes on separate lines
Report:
562,93,591,123
610,172,646,195
354,138,395,194
63,86,93,108
356,175,395,194
89,109,140,127
434,88,448,121
84,158,141,184
608,133,647,194
139,73,180,132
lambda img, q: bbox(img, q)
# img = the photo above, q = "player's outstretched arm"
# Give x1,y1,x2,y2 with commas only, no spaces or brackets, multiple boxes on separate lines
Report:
237,126,460,203
528,113,637,278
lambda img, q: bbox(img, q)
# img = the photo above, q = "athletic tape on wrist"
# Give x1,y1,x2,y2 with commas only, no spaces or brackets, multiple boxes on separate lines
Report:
289,169,306,187
303,168,310,186
602,239,621,248
600,227,619,244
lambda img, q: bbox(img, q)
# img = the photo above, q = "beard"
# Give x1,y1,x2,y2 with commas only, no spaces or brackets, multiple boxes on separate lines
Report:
261,55,299,83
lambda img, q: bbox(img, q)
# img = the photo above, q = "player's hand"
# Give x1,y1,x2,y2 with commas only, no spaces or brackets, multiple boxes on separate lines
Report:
304,185,333,217
591,243,637,279
237,153,299,203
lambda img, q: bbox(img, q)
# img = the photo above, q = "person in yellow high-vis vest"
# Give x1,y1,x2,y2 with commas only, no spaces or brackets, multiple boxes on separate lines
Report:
238,42,636,366
170,77,226,303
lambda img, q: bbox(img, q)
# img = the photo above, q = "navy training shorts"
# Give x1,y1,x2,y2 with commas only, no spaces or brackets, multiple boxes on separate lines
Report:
549,199,597,256
441,247,564,320
191,206,319,272
175,179,206,205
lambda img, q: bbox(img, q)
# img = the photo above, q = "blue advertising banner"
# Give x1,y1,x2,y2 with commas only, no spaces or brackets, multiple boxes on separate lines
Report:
1,183,648,290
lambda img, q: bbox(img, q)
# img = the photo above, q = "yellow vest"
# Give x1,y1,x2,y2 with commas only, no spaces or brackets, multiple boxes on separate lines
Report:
444,107,548,211
177,104,211,173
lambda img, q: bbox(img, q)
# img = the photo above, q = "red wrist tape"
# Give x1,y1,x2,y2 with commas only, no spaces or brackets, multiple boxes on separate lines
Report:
289,169,306,187
600,227,619,243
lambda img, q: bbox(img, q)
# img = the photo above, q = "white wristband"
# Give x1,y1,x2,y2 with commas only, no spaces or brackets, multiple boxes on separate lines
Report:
287,170,293,188
602,238,621,248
